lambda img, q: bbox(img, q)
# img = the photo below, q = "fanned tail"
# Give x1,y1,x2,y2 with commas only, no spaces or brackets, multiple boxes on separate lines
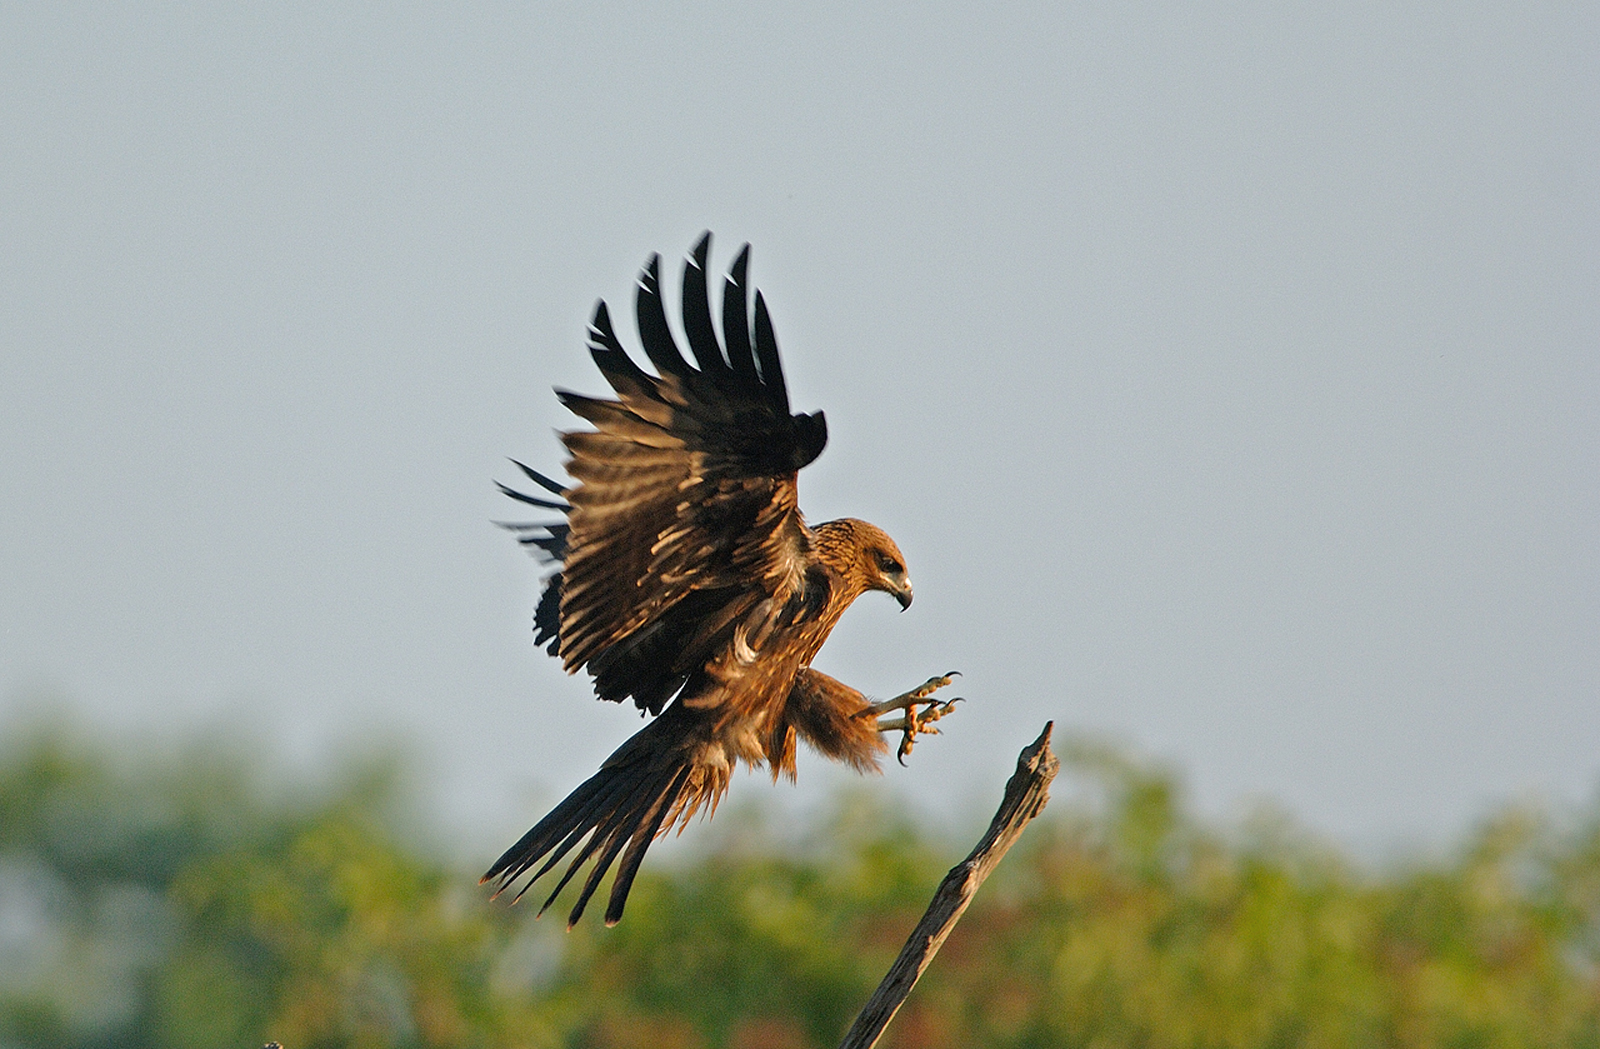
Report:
482,713,710,928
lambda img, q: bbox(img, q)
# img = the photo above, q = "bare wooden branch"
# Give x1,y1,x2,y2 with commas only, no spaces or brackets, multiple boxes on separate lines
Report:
839,721,1059,1049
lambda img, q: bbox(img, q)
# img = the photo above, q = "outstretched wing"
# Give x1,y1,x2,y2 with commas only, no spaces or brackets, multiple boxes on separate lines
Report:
552,233,828,713
495,461,569,657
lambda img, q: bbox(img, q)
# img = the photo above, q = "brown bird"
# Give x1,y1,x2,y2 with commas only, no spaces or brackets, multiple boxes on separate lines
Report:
484,234,961,927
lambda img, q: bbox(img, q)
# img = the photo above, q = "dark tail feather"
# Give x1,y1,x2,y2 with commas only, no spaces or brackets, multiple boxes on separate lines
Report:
602,763,692,924
482,742,696,928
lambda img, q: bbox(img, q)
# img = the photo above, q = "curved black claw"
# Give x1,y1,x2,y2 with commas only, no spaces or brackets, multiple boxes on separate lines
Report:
893,695,966,765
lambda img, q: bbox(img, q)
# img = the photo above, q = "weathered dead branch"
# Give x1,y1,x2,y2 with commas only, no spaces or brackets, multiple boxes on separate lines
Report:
839,721,1059,1049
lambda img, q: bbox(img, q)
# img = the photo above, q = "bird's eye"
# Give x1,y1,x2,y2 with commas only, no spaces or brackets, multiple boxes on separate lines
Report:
876,552,902,575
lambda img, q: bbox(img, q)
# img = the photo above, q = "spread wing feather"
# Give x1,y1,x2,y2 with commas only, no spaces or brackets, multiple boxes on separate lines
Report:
723,247,758,385
681,238,729,376
548,232,829,711
753,292,790,416
494,462,570,655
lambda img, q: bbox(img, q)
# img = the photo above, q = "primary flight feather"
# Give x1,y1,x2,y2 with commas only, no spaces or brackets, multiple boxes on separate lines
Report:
485,234,960,927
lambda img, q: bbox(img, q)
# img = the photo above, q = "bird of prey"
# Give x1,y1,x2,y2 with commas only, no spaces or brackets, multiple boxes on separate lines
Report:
484,234,960,927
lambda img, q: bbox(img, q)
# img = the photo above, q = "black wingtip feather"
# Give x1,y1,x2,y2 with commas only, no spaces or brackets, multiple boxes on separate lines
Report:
510,459,568,497
752,291,790,415
588,301,623,352
722,246,758,384
635,255,693,381
533,573,562,652
681,233,728,375
496,481,568,511
791,410,828,471
588,303,659,402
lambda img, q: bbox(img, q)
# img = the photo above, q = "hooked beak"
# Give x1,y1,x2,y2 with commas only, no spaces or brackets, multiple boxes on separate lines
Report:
893,581,914,611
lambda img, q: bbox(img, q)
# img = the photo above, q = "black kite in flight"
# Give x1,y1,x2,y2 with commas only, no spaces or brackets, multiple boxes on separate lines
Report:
484,234,960,927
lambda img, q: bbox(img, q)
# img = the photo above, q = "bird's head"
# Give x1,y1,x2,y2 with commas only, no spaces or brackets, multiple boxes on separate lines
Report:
842,519,914,611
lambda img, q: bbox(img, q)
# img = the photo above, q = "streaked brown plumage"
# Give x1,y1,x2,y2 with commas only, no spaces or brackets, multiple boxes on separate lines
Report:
484,234,956,927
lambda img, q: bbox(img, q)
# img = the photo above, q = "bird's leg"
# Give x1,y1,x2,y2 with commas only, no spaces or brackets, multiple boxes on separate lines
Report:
862,672,963,764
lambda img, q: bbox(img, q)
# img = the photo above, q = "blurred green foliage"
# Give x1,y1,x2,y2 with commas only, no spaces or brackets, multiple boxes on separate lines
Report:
1,720,1597,1049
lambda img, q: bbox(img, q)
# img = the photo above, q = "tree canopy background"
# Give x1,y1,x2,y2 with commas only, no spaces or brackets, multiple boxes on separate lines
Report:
3,715,1596,1049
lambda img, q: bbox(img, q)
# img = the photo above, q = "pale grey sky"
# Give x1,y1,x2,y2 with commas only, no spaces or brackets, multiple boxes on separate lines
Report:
2,2,1596,853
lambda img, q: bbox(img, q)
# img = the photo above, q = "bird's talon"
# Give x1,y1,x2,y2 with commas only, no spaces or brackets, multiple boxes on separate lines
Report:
870,675,966,764
864,672,962,718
